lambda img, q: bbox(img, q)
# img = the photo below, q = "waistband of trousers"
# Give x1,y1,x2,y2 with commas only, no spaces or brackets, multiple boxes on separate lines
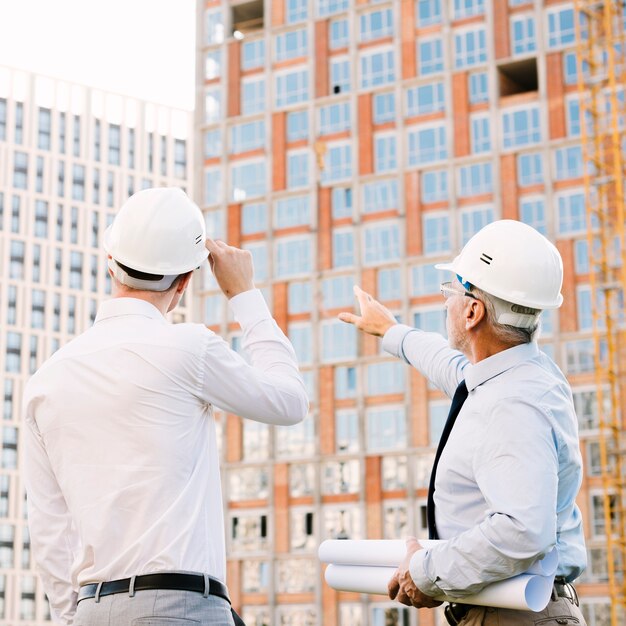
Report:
77,572,230,605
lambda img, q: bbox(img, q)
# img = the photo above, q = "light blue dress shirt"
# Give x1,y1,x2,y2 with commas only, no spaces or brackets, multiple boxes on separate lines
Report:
382,325,587,599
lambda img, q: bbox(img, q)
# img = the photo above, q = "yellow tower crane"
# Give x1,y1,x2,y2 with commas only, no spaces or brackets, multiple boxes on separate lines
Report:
574,1,626,623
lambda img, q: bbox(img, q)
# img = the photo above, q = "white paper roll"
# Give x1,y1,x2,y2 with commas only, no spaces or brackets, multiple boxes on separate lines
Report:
319,540,407,567
324,564,555,612
318,539,558,577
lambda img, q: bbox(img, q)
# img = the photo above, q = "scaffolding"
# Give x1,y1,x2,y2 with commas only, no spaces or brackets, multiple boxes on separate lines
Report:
574,1,626,623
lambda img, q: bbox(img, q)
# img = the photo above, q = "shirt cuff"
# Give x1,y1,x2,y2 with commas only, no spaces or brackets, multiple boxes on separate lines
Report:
409,549,442,598
229,289,272,329
382,324,416,359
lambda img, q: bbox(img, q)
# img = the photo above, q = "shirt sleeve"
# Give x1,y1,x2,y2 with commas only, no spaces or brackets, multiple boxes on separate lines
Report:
409,397,559,598
382,325,468,398
22,411,78,624
198,289,309,425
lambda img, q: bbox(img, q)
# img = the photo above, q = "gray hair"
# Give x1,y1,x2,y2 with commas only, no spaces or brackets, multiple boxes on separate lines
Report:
469,285,541,345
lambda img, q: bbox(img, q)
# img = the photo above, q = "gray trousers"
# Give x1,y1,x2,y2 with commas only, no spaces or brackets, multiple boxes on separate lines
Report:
73,589,235,626
458,596,586,626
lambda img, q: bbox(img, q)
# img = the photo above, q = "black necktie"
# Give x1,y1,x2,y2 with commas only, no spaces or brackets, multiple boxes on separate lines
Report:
427,380,469,540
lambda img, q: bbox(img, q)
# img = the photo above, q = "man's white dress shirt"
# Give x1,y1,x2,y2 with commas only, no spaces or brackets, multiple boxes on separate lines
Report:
22,290,308,624
382,326,586,599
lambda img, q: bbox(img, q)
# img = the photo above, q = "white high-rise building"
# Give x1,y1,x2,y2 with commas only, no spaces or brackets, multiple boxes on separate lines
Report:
0,65,192,625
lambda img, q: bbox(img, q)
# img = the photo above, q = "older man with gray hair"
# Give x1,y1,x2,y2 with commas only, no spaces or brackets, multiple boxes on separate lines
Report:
340,220,587,626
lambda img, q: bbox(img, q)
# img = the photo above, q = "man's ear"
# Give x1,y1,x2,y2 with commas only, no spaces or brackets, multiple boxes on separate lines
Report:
176,271,193,294
465,298,485,330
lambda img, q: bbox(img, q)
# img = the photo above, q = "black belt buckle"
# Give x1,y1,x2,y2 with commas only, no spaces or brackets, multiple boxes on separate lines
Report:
444,602,471,625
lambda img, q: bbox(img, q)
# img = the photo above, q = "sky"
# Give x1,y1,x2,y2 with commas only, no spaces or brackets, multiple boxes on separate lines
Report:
0,0,196,110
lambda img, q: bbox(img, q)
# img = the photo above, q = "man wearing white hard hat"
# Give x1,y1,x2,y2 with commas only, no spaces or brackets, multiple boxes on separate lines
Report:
22,187,309,626
339,220,587,626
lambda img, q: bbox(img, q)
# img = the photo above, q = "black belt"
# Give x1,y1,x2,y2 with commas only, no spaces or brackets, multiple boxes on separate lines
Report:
443,578,579,626
77,573,230,605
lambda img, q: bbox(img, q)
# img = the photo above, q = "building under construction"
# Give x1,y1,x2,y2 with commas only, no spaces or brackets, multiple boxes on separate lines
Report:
194,0,626,624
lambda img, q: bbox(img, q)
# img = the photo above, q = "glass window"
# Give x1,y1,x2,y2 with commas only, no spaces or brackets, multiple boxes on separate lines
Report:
517,152,543,186
322,460,360,495
418,37,444,75
275,195,310,228
555,145,583,180
362,179,398,213
360,49,395,89
557,191,586,235
519,197,547,235
38,108,51,150
367,406,406,451
321,320,357,362
241,78,266,115
363,222,400,265
276,236,313,277
5,333,21,373
242,39,265,70
0,98,6,141
13,152,28,189
547,7,576,49
417,0,442,27
286,0,308,23
242,203,267,234
511,14,536,56
205,9,224,44
336,408,358,451
205,88,222,123
454,27,487,69
230,120,266,154
468,71,489,103
276,69,309,107
72,164,85,201
204,50,222,81
566,97,581,137
329,18,349,49
317,0,348,18
460,206,494,244
289,324,313,364
322,143,352,183
14,102,24,144
332,187,352,219
230,161,266,201
318,102,351,135
287,110,309,141
204,168,223,206
405,82,445,117
204,129,222,161
244,242,268,282
457,162,492,197
502,105,541,149
9,241,25,279
332,229,355,268
289,282,312,313
411,263,446,296
378,267,401,301
407,124,447,166
34,200,48,238
470,114,491,153
360,9,393,42
454,0,484,19
374,134,397,173
366,361,405,395
322,275,355,308
373,92,395,124
422,169,448,203
275,29,308,61
414,307,446,336
330,57,351,94
108,124,121,165
422,213,450,254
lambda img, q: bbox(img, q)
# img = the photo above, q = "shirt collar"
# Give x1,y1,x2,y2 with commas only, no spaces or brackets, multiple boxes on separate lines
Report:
464,342,539,392
94,297,167,324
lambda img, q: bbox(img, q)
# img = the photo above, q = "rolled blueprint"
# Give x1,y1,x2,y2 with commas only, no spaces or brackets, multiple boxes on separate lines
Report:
324,564,554,612
319,539,558,612
318,539,558,576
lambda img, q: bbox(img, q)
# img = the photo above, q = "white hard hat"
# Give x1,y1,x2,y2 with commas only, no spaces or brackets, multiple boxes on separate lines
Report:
436,220,563,311
103,187,208,286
